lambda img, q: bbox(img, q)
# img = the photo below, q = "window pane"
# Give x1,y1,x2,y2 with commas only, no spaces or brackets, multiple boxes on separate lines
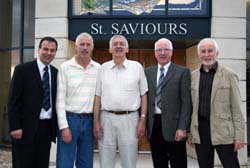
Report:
23,0,35,47
112,0,165,16
12,0,22,48
73,0,110,15
23,48,34,63
0,0,13,48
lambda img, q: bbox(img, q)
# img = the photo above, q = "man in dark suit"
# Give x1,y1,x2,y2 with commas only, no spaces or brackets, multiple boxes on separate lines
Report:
8,37,58,168
145,38,192,168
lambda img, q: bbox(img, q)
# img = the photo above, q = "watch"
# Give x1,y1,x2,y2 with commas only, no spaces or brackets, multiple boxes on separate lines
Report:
140,114,146,119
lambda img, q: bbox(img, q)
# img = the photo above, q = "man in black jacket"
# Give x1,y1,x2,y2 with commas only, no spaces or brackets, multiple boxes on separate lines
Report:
8,37,58,168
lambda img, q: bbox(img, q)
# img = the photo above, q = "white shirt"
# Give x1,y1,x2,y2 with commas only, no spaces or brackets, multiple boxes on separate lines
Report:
56,57,100,130
95,59,148,111
155,62,171,114
37,58,52,119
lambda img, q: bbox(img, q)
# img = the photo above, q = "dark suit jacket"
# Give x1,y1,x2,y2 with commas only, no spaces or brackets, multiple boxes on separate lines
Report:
145,63,192,141
8,60,58,144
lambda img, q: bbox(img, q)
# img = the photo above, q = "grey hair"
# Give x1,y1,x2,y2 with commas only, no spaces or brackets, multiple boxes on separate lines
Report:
154,38,173,50
75,32,94,48
109,35,129,48
197,38,219,54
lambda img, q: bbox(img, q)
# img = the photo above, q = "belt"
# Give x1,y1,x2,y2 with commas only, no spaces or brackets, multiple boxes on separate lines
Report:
39,119,51,122
108,110,136,115
39,119,52,127
66,111,93,116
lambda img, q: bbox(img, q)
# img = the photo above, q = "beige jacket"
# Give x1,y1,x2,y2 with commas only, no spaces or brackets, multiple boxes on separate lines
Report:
190,64,245,145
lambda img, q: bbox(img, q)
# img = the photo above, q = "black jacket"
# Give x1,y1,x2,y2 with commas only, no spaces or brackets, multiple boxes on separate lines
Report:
8,60,58,144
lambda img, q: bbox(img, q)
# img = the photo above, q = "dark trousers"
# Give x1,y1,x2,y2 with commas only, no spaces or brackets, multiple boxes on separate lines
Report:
150,114,187,168
12,120,52,168
195,117,240,168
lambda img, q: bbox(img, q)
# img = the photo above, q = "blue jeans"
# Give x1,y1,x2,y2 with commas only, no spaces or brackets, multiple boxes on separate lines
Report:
56,112,94,168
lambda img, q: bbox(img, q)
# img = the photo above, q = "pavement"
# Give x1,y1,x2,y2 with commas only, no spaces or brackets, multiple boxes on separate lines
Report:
49,153,199,168
1,148,197,168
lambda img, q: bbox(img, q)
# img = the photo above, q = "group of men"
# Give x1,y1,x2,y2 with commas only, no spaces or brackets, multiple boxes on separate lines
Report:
8,33,245,168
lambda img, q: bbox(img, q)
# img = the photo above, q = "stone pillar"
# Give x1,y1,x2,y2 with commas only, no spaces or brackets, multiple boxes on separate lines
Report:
35,0,69,68
35,0,69,164
211,0,248,166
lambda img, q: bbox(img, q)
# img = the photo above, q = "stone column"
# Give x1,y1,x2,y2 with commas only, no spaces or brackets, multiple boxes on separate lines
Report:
211,0,248,166
35,0,69,164
35,0,69,68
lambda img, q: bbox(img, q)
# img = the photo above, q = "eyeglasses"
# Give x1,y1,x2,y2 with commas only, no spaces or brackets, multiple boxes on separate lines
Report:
155,48,172,52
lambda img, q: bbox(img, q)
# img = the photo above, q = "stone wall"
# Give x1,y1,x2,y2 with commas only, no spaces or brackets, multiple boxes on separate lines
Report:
35,0,69,68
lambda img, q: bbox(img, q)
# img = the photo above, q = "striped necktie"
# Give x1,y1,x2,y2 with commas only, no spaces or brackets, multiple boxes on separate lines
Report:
156,67,165,109
42,66,51,111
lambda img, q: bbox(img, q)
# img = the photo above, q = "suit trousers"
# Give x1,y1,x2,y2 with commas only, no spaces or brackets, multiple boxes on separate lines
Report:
12,119,52,168
150,114,187,168
195,117,240,168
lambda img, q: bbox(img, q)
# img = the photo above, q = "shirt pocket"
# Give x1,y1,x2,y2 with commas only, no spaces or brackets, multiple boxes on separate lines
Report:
215,83,230,103
217,117,234,138
218,111,232,120
191,84,198,100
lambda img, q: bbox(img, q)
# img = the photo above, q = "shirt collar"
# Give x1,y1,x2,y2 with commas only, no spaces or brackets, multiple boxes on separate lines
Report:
109,59,128,69
158,61,171,71
69,56,95,69
200,61,218,73
37,58,50,72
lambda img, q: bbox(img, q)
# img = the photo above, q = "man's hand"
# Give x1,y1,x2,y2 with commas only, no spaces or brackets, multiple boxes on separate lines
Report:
61,127,72,144
175,129,186,141
187,133,194,148
10,129,23,139
234,140,245,151
137,118,146,139
94,120,103,140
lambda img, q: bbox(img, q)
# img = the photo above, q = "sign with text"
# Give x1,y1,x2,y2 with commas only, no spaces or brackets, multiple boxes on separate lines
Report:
69,18,210,41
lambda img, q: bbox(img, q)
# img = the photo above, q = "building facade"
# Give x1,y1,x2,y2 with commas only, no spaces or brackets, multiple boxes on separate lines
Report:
0,0,249,166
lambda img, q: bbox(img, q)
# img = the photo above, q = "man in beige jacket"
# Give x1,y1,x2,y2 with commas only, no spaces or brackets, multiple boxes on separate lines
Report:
188,38,245,168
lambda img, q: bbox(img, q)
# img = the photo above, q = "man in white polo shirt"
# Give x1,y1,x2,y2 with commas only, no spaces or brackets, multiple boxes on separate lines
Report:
93,35,148,168
56,32,100,168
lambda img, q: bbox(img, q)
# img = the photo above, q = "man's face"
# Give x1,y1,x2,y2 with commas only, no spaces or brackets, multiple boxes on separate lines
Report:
198,41,218,68
154,41,173,66
75,35,93,59
38,40,57,65
109,37,128,59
